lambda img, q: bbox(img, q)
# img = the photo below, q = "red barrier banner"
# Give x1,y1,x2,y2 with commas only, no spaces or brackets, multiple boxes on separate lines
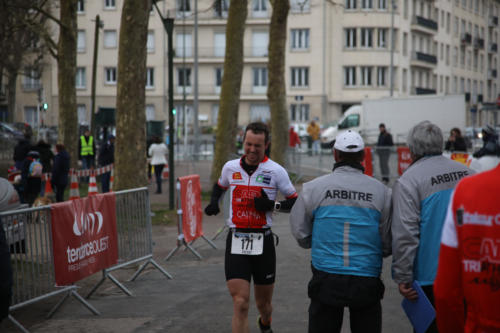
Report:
361,147,373,176
397,147,412,175
179,175,203,243
450,152,472,167
51,193,118,286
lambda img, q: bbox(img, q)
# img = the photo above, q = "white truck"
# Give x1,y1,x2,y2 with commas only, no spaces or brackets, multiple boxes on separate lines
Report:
320,94,467,148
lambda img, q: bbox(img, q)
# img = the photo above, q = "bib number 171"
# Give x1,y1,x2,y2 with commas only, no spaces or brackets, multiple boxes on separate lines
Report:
231,232,263,255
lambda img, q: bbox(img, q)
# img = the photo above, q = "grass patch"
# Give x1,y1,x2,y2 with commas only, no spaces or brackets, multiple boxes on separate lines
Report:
150,205,177,226
201,190,211,201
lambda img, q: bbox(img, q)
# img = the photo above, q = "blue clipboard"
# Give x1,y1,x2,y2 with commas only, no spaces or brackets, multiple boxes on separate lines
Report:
401,281,436,333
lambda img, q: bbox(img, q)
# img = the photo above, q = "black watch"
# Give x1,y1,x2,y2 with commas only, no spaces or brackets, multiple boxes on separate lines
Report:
274,201,281,211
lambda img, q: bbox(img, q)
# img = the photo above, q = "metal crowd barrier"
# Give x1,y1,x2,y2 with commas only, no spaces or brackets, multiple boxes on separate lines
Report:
86,187,172,298
0,205,99,333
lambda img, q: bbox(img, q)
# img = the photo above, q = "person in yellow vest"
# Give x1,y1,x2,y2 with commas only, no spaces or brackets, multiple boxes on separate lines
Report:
79,129,96,172
307,120,321,156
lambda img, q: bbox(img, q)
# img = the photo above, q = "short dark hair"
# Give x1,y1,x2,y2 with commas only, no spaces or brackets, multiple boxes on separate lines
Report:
379,123,386,128
336,150,365,163
55,143,65,152
244,122,270,143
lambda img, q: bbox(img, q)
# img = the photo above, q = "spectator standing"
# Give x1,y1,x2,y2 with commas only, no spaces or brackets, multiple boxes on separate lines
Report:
376,123,394,184
148,136,167,194
444,127,467,152
0,178,20,323
434,164,500,332
472,125,500,158
289,125,301,164
290,130,392,333
13,134,32,170
307,120,321,155
78,129,96,172
391,121,473,333
34,139,54,196
51,144,70,202
20,151,42,206
98,135,115,193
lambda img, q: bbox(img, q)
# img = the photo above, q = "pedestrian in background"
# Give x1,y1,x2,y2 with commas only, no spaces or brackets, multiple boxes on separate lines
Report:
307,120,321,156
0,178,20,323
290,130,392,333
78,129,95,174
472,124,500,158
444,127,467,152
98,135,115,193
289,125,301,164
33,139,54,196
391,121,473,333
20,151,42,206
376,123,393,184
51,144,70,202
148,136,167,194
434,164,500,333
13,134,32,170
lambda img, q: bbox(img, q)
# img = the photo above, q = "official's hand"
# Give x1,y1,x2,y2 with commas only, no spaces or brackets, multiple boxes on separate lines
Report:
398,282,418,301
254,189,274,212
204,203,220,216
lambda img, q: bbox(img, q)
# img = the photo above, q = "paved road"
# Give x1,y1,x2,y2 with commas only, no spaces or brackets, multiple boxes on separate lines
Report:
3,208,412,333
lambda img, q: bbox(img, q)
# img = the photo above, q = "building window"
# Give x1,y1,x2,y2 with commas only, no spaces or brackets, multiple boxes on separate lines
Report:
104,30,117,48
378,29,387,48
361,0,373,9
24,107,37,127
104,0,115,9
177,33,193,57
146,68,154,88
76,67,86,89
105,67,117,84
145,105,155,121
344,66,356,86
215,67,223,93
290,104,310,122
290,67,309,88
378,0,386,10
290,29,310,50
253,67,267,93
403,33,408,56
77,0,85,13
252,0,268,17
147,31,155,53
252,31,269,57
213,0,229,17
22,69,41,90
250,104,271,122
346,0,357,9
345,28,357,48
178,68,191,87
360,66,372,86
77,30,86,52
77,105,87,125
178,0,191,12
446,45,450,65
377,67,386,86
290,0,311,13
361,28,373,47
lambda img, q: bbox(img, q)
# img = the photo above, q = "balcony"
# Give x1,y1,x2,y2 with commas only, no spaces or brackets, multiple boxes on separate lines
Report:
473,38,484,50
173,47,268,62
488,42,498,53
411,15,438,34
488,69,498,80
22,82,42,91
410,51,437,68
461,33,472,45
411,86,437,95
489,15,499,27
173,84,268,100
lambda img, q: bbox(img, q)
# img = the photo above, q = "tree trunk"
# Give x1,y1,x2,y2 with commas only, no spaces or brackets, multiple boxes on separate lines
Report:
210,0,248,183
57,0,78,168
6,71,17,124
268,0,290,166
113,0,151,190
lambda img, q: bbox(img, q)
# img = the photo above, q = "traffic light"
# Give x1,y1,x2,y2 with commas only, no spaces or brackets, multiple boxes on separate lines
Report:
172,108,176,115
42,103,48,110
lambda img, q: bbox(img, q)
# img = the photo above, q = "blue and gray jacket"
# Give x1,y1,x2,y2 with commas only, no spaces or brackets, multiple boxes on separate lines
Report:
290,165,392,278
391,155,473,286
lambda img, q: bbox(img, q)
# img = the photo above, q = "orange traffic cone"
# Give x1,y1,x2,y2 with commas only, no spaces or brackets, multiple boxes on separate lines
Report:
69,170,80,200
44,178,53,195
110,168,114,191
162,163,169,180
88,171,98,196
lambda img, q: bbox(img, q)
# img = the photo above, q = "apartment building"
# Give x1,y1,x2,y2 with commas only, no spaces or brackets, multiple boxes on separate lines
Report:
7,0,500,129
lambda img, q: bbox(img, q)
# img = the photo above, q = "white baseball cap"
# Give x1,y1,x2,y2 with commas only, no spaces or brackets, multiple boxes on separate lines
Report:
333,130,365,152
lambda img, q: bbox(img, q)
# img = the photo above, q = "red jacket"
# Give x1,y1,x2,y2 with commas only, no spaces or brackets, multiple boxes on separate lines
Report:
434,164,500,333
289,129,301,147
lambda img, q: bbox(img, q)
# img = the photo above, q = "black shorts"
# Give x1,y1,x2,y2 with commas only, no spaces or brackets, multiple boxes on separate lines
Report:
225,228,276,285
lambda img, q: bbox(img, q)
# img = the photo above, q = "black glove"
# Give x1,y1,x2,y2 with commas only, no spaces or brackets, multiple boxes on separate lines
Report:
254,189,274,212
204,202,220,216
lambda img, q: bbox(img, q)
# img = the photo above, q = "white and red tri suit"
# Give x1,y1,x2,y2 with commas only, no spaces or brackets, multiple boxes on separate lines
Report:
218,156,297,229
434,164,500,333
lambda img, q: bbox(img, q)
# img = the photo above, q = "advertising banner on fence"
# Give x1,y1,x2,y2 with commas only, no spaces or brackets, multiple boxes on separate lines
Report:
51,193,118,285
179,175,203,243
361,147,373,176
397,147,412,175
450,152,472,167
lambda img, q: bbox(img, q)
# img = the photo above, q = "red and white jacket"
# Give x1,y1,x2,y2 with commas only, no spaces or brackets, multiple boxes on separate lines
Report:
218,156,297,229
434,164,500,333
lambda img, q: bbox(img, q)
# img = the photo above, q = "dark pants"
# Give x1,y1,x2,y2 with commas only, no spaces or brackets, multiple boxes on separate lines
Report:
101,171,111,193
377,149,391,182
53,183,67,202
153,164,164,193
415,285,438,333
307,267,384,333
0,223,12,322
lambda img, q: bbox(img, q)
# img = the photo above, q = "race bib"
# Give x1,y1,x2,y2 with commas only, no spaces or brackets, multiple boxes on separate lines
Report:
231,232,263,255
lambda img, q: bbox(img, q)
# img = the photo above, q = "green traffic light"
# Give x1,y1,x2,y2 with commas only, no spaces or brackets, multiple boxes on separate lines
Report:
43,103,48,110
172,108,176,115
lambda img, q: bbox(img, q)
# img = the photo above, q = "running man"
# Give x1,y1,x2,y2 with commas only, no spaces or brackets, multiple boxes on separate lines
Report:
205,122,298,333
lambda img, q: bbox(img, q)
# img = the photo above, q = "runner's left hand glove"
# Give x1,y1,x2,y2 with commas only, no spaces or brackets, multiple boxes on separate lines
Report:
254,189,274,212
204,203,220,216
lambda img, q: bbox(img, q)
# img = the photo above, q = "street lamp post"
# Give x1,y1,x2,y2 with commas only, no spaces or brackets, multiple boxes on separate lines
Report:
390,0,396,97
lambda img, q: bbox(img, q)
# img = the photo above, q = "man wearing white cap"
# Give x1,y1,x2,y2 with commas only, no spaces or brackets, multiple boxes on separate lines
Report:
290,130,392,333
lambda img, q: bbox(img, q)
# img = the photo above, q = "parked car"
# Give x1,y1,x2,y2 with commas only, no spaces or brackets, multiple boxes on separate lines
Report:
0,122,24,140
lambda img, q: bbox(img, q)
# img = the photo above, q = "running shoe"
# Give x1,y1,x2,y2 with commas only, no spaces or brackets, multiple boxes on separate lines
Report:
257,316,273,333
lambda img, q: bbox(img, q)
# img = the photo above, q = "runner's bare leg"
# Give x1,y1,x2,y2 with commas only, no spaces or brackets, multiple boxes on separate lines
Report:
254,283,274,326
227,278,251,333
